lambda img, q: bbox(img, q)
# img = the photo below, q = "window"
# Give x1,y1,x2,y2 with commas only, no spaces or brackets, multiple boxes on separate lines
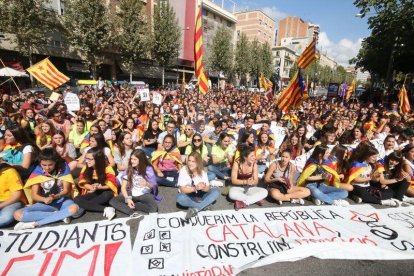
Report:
203,9,208,16
227,21,232,27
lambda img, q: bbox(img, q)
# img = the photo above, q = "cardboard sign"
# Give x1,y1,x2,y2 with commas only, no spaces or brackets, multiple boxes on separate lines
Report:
64,92,80,111
49,92,61,102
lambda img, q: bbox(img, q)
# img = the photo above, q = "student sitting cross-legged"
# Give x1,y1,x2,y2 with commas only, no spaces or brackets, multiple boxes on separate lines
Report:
176,152,220,219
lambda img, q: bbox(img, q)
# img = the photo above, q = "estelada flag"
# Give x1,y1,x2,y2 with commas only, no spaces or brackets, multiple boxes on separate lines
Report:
25,163,74,189
346,161,366,185
26,58,69,90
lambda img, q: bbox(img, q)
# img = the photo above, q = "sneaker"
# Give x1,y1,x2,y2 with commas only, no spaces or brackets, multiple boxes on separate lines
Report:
381,199,399,207
72,207,85,219
14,222,36,231
234,200,247,211
63,217,71,224
185,208,199,220
403,196,414,205
332,199,350,207
276,200,283,205
352,195,363,204
130,212,144,218
256,200,265,206
104,207,116,220
312,198,321,206
291,198,305,205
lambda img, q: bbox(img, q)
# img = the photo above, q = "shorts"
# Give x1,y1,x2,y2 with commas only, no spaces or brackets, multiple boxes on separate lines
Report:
268,182,288,194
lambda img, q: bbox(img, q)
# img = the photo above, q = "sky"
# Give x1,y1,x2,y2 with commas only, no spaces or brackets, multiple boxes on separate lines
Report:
231,0,372,66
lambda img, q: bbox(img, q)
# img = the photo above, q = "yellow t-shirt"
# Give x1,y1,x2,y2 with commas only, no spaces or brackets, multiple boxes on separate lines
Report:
0,167,24,201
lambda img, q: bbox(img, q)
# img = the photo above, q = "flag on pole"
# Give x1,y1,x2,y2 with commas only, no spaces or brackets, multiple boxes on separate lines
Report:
303,75,309,100
260,73,273,91
297,38,317,69
181,68,186,92
194,2,208,95
275,71,305,112
26,58,69,90
339,80,348,98
345,79,356,101
398,84,411,113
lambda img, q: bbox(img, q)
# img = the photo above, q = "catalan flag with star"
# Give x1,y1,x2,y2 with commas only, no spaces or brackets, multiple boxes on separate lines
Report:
194,1,209,95
26,58,70,90
25,163,74,189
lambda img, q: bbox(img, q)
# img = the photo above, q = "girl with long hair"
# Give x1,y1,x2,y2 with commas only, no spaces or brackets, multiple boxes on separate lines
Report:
80,124,102,153
297,144,349,206
78,132,115,168
13,148,78,230
177,152,220,219
52,131,78,171
207,132,235,181
74,147,118,220
279,133,304,160
35,121,55,150
110,149,159,216
229,145,268,210
256,132,276,174
184,133,209,165
142,119,162,157
347,142,400,206
151,134,183,187
264,149,310,205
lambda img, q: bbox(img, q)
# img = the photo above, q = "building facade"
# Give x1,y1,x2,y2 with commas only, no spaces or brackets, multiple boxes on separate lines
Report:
234,10,275,45
272,46,298,84
318,53,338,69
276,16,308,46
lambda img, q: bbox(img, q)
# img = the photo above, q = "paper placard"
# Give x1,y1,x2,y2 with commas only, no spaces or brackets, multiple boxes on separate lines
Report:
49,92,61,102
64,92,80,111
138,88,150,101
152,92,162,105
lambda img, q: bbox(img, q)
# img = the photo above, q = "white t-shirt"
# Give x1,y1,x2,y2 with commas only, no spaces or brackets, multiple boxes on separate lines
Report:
353,164,372,188
22,145,33,154
177,166,209,192
123,171,151,197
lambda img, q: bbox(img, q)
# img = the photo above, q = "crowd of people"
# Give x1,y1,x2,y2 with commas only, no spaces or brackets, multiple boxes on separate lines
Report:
1,81,414,231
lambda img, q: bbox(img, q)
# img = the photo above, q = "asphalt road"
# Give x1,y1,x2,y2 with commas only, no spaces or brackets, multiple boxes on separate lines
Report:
4,185,414,275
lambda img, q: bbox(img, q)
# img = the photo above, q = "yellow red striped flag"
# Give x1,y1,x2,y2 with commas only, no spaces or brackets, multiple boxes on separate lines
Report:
345,79,355,101
275,71,302,112
297,38,317,69
26,58,69,90
260,73,273,91
398,84,411,113
194,2,208,95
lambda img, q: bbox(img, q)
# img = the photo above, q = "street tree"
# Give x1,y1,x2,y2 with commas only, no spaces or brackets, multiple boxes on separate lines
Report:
0,0,57,83
151,1,181,86
249,38,262,86
207,27,233,88
261,41,274,78
63,0,112,79
115,0,149,82
234,33,251,86
352,0,414,85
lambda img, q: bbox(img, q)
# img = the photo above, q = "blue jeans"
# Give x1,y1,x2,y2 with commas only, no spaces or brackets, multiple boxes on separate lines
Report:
307,183,348,204
142,147,155,158
0,201,23,228
176,188,220,210
207,164,231,181
19,197,76,226
156,171,179,187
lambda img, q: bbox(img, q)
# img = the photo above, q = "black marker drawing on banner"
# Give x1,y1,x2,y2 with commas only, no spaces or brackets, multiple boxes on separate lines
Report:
144,229,155,241
387,212,414,229
148,258,164,269
160,242,171,252
242,214,259,223
159,231,171,240
141,245,153,254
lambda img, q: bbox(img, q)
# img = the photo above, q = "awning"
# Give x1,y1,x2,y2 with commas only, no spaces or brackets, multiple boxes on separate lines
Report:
118,62,180,80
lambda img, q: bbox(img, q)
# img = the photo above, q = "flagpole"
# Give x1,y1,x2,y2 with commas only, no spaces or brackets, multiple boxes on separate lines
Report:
0,58,22,95
403,74,407,86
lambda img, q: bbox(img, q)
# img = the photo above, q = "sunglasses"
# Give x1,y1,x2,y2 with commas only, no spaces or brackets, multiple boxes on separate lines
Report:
186,129,193,131
193,138,202,142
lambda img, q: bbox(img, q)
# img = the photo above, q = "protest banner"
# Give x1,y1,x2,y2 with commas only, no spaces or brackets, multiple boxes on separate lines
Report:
130,205,414,275
0,218,131,276
152,92,162,105
270,122,287,148
64,92,80,111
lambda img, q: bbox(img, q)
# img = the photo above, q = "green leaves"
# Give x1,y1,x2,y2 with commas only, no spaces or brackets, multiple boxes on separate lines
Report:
207,27,233,79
